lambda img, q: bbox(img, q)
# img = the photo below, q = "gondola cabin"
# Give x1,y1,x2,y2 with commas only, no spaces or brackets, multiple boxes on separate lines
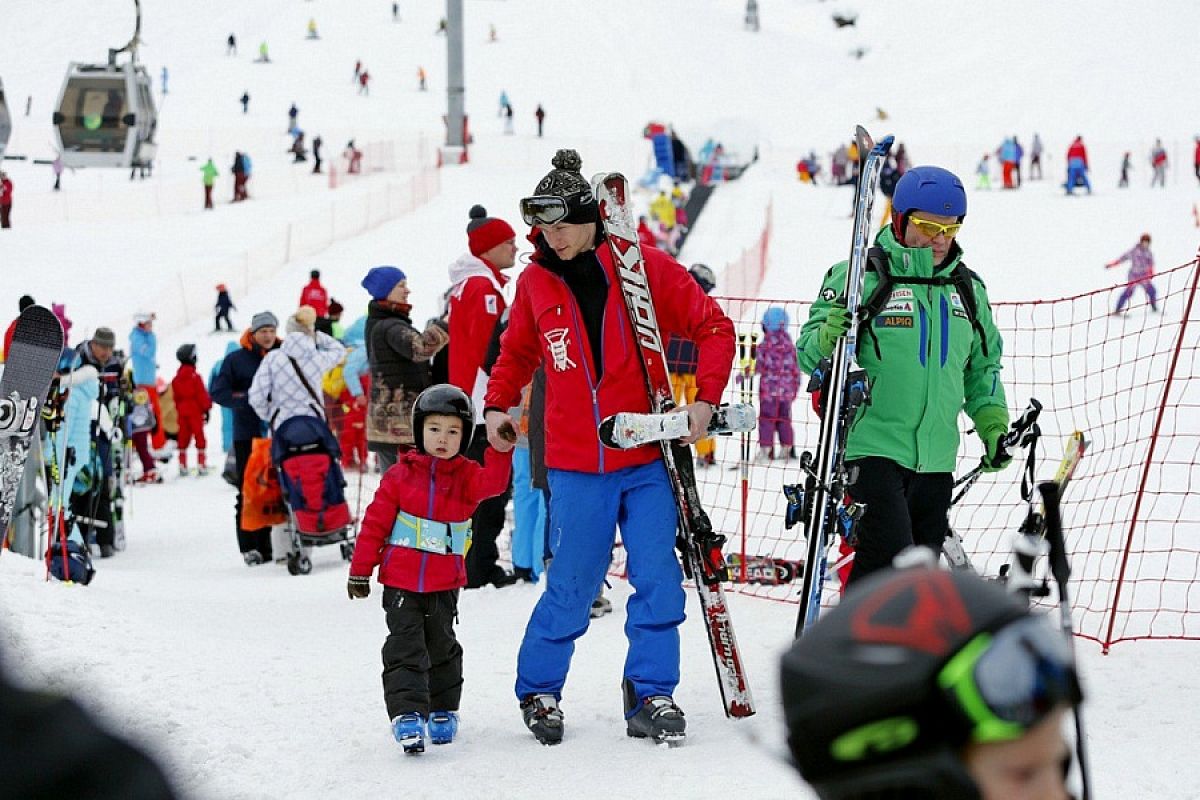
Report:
53,61,157,169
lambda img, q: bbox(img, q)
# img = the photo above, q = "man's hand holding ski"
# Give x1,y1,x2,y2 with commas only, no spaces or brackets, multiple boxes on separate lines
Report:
679,401,714,445
816,302,852,357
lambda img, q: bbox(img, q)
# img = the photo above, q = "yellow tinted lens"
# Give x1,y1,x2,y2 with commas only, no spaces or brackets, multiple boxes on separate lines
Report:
911,217,962,238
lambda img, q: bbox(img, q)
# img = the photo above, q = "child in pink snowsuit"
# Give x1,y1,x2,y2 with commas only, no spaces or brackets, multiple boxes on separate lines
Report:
756,306,801,460
1107,233,1158,314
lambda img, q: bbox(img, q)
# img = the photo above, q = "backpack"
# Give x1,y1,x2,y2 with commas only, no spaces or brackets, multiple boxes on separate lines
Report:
47,539,96,585
857,246,988,359
240,437,288,529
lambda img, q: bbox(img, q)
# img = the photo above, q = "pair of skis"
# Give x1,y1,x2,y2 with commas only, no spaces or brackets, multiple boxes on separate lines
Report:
595,173,755,718
790,126,894,638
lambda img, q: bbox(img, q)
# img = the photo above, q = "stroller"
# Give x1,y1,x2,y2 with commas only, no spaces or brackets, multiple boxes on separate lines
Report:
271,415,355,575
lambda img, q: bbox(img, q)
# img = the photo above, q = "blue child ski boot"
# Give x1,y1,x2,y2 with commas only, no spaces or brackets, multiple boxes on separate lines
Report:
391,713,425,754
427,711,459,745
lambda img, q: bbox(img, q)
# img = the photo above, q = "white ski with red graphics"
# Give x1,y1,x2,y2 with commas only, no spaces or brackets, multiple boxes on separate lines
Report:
599,403,756,450
594,171,755,719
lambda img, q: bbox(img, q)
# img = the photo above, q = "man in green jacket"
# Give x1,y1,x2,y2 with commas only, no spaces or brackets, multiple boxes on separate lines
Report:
796,165,1010,586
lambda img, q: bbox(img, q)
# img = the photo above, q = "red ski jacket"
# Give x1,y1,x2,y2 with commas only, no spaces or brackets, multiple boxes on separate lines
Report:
1066,140,1088,168
170,363,212,419
485,241,734,473
299,280,330,318
448,255,509,417
349,447,512,592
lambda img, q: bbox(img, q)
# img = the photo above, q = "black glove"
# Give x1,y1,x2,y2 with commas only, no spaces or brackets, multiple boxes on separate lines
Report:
347,575,371,599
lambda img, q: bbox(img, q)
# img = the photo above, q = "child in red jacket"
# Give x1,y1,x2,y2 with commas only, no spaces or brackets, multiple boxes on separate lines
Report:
347,384,512,754
170,344,212,475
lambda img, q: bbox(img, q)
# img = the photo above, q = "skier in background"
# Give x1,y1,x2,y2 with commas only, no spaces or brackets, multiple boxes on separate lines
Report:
170,344,211,477
1029,131,1043,179
796,166,1009,587
312,135,323,174
231,151,247,202
299,270,330,320
287,102,299,133
498,89,509,117
227,33,237,55
484,149,734,746
1118,151,1132,188
0,170,13,228
1106,233,1158,314
1149,138,1168,187
975,153,991,190
417,66,427,91
215,283,236,331
535,104,545,138
503,102,514,134
200,158,218,209
781,567,1084,800
755,306,800,462
1064,135,1091,194
240,90,249,114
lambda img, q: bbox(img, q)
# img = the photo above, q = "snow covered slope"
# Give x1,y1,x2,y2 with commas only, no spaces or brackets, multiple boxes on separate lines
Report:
1,1,1199,798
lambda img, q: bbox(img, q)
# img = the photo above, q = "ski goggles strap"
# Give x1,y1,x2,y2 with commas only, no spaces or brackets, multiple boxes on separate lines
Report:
937,616,1081,744
520,195,569,227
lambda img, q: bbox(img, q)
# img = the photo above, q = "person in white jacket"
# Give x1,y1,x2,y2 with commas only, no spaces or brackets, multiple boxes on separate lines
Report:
249,306,346,429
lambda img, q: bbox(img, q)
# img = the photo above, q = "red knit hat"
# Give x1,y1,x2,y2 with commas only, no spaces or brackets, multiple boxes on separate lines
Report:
467,205,516,257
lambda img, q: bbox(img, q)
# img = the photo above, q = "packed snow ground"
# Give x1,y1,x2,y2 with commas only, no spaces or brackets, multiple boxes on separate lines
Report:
2,0,1199,798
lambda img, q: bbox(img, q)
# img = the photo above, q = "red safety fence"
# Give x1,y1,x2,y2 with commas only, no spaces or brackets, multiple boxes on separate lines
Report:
610,254,1200,651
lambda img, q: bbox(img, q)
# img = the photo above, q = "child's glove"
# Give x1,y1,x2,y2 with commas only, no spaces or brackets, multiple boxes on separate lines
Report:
347,575,371,599
817,303,852,357
974,406,1012,473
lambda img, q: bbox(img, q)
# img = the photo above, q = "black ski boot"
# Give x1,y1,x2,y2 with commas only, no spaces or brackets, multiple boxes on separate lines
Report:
622,679,685,745
520,694,564,745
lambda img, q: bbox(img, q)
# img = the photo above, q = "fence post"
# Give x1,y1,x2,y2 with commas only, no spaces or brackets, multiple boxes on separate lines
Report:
1103,258,1200,652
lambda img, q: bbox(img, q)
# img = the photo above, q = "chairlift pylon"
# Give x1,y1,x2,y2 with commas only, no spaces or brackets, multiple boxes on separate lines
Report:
52,0,158,169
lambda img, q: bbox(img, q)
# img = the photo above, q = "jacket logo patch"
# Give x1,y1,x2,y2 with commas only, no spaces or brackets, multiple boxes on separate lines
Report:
485,295,498,315
883,300,913,314
544,328,577,372
952,309,969,319
821,288,837,302
889,288,914,301
875,315,914,328
949,292,964,308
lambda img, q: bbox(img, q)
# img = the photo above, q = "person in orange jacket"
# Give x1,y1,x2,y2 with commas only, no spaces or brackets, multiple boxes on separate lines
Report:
171,344,213,476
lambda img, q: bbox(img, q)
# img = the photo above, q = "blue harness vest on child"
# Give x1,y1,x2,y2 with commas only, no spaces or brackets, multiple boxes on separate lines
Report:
388,509,472,555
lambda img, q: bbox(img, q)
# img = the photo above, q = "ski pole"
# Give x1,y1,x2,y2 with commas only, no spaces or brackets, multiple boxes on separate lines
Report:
1038,480,1092,800
951,398,1042,506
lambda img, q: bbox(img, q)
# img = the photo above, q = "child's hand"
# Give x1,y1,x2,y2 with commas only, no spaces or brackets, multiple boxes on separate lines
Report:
347,575,371,599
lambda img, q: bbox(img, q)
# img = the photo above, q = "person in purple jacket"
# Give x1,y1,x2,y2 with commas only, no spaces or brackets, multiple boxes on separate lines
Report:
1106,233,1158,314
756,306,801,460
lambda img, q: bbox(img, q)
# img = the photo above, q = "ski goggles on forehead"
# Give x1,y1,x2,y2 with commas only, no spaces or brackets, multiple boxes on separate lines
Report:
909,216,964,238
520,195,570,227
937,615,1081,744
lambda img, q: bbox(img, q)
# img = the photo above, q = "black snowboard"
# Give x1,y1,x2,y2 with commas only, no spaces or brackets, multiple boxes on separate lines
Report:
0,306,65,544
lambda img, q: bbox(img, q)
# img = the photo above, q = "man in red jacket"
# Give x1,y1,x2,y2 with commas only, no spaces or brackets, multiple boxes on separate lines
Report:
484,149,734,746
299,270,330,318
448,204,518,588
347,385,512,752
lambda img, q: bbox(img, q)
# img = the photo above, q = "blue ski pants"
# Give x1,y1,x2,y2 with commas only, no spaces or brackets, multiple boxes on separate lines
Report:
514,460,685,702
510,447,545,579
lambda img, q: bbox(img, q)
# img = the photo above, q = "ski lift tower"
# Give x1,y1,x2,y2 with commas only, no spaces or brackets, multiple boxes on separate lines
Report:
441,0,468,166
0,78,12,160
52,0,158,169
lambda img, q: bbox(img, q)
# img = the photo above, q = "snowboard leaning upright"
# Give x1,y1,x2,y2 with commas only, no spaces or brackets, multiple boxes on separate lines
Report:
0,306,65,544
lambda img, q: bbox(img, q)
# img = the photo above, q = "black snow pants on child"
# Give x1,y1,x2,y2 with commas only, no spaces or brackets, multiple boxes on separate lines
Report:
381,587,462,720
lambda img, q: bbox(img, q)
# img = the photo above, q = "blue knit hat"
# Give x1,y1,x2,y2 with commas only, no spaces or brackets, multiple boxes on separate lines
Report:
361,266,407,300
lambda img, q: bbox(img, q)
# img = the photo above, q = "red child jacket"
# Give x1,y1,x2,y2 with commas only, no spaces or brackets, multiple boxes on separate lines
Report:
349,447,512,592
485,241,734,474
170,363,212,419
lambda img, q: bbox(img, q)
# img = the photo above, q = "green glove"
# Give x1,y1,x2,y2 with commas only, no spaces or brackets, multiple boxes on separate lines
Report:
816,303,852,357
974,406,1012,473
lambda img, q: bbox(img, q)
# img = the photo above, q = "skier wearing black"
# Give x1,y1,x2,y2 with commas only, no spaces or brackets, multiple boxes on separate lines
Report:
781,566,1082,799
214,284,235,331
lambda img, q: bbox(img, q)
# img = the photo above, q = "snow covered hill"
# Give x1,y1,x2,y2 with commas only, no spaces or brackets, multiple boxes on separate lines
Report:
2,1,1199,798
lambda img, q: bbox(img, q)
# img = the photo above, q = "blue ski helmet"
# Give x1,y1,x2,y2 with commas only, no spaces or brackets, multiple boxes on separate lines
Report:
892,166,967,219
762,306,789,333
